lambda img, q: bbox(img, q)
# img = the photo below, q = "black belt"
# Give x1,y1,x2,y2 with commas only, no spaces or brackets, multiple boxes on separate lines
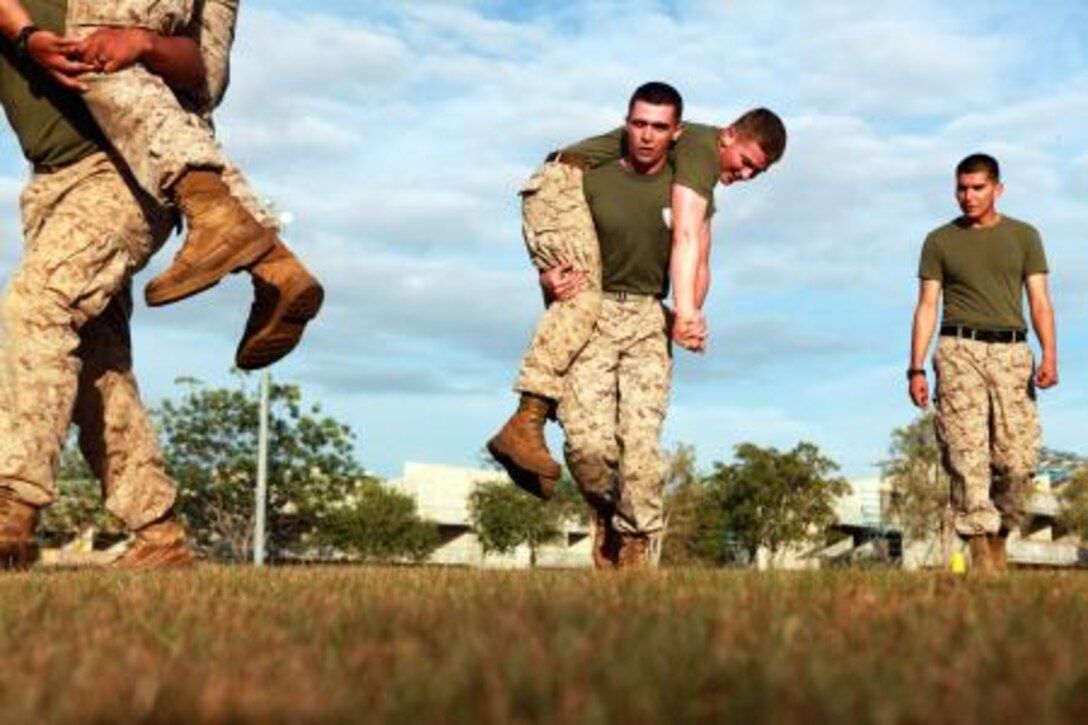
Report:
544,151,588,170
603,290,659,302
940,325,1026,343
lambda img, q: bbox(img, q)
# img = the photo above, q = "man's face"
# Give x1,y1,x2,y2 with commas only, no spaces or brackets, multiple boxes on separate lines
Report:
955,171,1002,223
624,100,682,173
717,127,769,185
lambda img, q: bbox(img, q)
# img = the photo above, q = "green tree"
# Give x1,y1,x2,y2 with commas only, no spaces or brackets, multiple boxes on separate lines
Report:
881,413,946,541
1038,448,1088,482
660,443,715,567
698,441,849,567
1051,451,1088,539
155,376,362,561
467,477,582,566
39,438,127,548
319,479,440,562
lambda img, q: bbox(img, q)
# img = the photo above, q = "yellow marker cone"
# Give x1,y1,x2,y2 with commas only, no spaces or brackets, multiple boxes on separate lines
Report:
950,551,967,574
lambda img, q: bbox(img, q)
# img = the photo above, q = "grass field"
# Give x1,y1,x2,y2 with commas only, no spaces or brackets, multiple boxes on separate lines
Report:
1,567,1087,723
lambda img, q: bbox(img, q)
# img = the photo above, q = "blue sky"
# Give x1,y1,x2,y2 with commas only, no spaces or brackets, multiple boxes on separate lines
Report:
1,0,1086,480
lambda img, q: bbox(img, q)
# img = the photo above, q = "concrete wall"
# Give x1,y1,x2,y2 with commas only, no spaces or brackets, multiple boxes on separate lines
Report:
391,462,593,569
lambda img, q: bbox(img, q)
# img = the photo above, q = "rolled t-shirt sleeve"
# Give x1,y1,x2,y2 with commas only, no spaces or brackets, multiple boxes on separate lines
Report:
562,128,625,168
1023,227,1049,276
918,234,943,280
672,124,721,201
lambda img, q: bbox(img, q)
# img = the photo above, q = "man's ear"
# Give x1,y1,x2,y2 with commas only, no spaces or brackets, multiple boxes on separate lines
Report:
720,125,737,147
994,181,1005,199
671,122,685,143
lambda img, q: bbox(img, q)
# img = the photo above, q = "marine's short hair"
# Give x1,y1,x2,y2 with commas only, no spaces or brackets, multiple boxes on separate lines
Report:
732,108,787,165
956,153,1000,182
628,81,684,122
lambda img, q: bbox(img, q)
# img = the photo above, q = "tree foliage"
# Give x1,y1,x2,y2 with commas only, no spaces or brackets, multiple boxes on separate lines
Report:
698,441,849,566
467,475,586,566
1053,451,1088,539
38,442,124,547
318,479,440,562
155,376,363,561
1039,448,1088,484
881,413,946,541
660,443,716,567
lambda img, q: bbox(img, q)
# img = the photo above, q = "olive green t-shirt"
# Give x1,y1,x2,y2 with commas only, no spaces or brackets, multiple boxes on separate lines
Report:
563,127,627,169
918,215,1048,330
584,160,672,298
0,0,104,169
564,123,718,215
565,122,721,200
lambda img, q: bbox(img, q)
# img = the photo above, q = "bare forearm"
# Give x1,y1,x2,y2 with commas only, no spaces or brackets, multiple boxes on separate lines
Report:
910,303,938,369
143,33,205,95
694,264,710,309
670,228,700,315
693,220,711,308
0,0,32,39
1031,298,1057,361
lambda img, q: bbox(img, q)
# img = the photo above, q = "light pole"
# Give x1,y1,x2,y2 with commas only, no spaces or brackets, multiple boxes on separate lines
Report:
254,369,271,565
254,201,290,566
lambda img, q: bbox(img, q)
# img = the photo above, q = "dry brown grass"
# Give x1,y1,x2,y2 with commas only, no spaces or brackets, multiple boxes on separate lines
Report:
0,567,1086,723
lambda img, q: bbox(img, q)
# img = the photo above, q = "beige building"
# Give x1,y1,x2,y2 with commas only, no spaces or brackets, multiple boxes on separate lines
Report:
391,462,593,569
391,462,1084,571
819,474,1084,570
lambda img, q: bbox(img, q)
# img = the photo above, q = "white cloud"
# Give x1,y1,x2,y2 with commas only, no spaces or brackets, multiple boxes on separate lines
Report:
1,0,1086,478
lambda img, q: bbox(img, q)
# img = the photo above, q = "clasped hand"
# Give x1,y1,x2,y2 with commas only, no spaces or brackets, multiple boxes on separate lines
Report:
669,309,707,352
25,27,153,92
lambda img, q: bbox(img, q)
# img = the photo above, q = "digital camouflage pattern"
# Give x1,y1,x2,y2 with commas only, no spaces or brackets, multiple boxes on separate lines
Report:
0,152,177,529
559,296,672,536
513,162,602,401
66,0,191,32
934,337,1040,536
66,0,279,229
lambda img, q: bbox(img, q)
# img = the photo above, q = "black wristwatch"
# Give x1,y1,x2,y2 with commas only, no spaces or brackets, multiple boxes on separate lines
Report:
13,25,41,62
906,368,926,380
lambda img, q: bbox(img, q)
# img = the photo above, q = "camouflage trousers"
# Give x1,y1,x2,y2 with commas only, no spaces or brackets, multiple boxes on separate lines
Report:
0,152,177,529
512,162,602,401
559,295,672,536
934,337,1040,537
67,0,278,228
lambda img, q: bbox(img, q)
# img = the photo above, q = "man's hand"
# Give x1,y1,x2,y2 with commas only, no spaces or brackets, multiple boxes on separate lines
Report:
1035,356,1059,389
539,264,585,303
670,309,707,352
76,27,154,75
908,374,930,409
26,29,92,91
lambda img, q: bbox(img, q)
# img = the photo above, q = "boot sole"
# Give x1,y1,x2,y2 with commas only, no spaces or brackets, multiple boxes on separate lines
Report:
236,281,324,370
145,229,276,307
486,437,557,500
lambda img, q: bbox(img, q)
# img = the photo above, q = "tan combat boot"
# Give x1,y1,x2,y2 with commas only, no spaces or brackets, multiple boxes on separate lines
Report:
235,240,324,370
486,395,561,499
145,170,276,306
0,489,39,570
616,534,651,569
111,514,195,570
591,510,619,570
988,534,1008,572
968,535,994,575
